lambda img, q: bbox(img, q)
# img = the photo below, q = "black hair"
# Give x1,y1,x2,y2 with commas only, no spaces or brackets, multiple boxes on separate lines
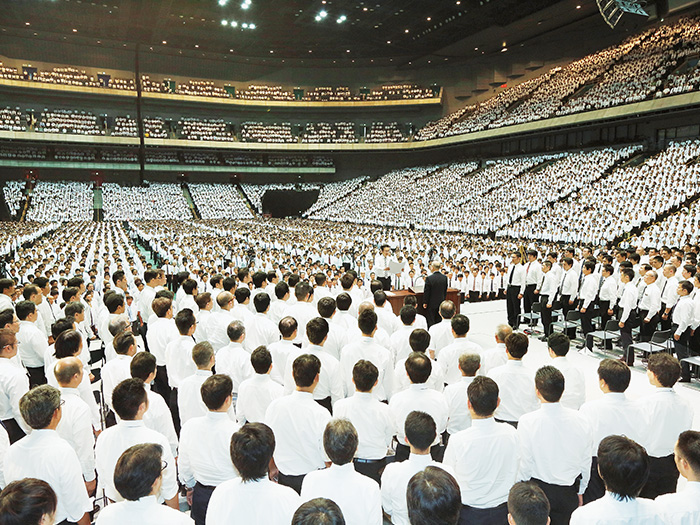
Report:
597,359,630,392
201,374,233,411
467,376,499,417
352,360,378,392
251,346,272,374
292,354,321,388
0,478,57,525
405,352,432,384
405,410,436,451
534,365,565,403
306,317,330,346
113,443,163,501
407,467,461,525
230,423,275,482
598,435,649,501
112,378,148,420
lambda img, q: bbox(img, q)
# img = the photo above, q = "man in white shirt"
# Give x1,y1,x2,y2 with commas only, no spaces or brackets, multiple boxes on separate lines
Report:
334,359,393,484
547,333,585,410
504,252,526,329
374,244,394,291
638,353,694,499
487,332,539,426
443,376,519,525
54,357,96,495
4,385,92,525
265,353,332,494
178,341,215,425
444,353,480,437
206,423,300,524
179,374,240,525
393,329,444,393
301,419,382,525
144,296,178,402
390,352,449,462
570,435,663,525
577,261,598,344
15,300,48,387
381,411,449,525
101,331,136,414
286,281,317,341
660,264,679,331
216,321,254,402
374,290,398,335
617,268,639,365
481,324,512,375
637,270,662,343
316,296,348,361
237,346,283,424
95,378,179,509
655,430,700,525
246,293,279,351
672,280,695,382
438,314,483,385
95,443,193,525
0,279,15,313
267,316,298,385
165,308,198,432
523,250,542,321
207,292,235,352
518,366,592,525
428,300,456,357
340,309,393,402
0,328,30,443
579,359,646,504
391,306,418,363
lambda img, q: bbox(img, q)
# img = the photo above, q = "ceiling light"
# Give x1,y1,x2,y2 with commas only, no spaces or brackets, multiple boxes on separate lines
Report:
315,15,322,21
242,22,248,28
162,40,167,44
576,4,581,8
241,1,250,9
249,23,255,29
25,22,30,26
221,19,228,25
320,10,328,18
72,28,78,32
404,29,409,33
427,17,431,21
218,0,227,5
386,40,391,44
231,21,238,27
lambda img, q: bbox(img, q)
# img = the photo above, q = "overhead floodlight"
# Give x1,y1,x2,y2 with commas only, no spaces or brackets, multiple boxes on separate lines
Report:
242,22,248,28
221,19,228,25
336,15,347,23
241,0,251,8
218,0,228,5
315,15,322,21
230,20,238,27
249,23,256,29
319,10,328,18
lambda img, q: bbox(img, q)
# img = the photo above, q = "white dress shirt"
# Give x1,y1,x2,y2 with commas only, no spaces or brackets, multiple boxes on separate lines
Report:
101,354,132,411
599,276,618,303
206,310,235,352
673,295,695,336
302,462,382,525
638,284,661,319
570,493,665,525
480,343,508,376
285,301,316,340
4,429,92,523
444,376,475,435
177,369,212,425
267,339,296,384
381,454,450,525
320,319,348,361
333,392,393,460
340,337,393,401
17,320,48,368
165,335,197,389
0,423,8,488
145,317,178,366
635,387,694,458
550,355,586,410
505,264,526,294
264,391,332,476
178,411,240,488
143,387,178,458
138,285,157,321
236,373,284,424
245,313,279,351
655,481,700,525
488,360,539,422
95,495,194,525
0,357,30,433
390,325,415,363
518,403,592,493
578,392,646,453
388,384,448,446
393,355,445,394
215,342,254,393
428,319,455,355
579,273,598,309
95,420,178,503
438,338,483,385
283,344,345,404
525,260,543,287
443,417,519,508
56,387,96,482
560,268,578,298
206,477,300,525
661,276,679,308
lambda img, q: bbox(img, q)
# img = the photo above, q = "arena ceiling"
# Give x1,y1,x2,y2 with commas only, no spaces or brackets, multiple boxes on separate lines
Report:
0,0,622,65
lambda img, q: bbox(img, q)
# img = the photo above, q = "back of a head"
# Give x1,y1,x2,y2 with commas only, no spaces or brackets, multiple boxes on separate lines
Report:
439,300,455,320
373,290,387,307
54,329,81,359
114,331,135,356
647,353,681,387
405,352,432,384
534,365,565,403
234,286,251,305
598,435,649,501
293,353,321,388
227,320,245,342
130,351,156,381
407,466,461,525
253,291,270,313
352,360,378,392
114,443,163,501
408,328,431,354
547,332,570,357
317,297,336,319
400,305,417,326
467,376,499,418
677,430,700,477
275,281,290,300
357,308,377,336
107,314,130,337
112,378,147,421
0,478,57,525
505,332,528,359
336,292,351,312
458,353,481,377
152,297,172,318
200,374,233,411
323,418,358,466
19,385,61,430
405,410,436,451
295,281,312,301
306,317,330,346
450,314,469,336
278,316,298,339
507,481,550,525
292,498,346,525
192,341,215,368
251,346,272,374
230,422,275,482
597,359,631,392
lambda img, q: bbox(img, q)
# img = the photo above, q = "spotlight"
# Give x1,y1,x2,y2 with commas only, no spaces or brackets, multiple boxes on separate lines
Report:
242,22,248,28
249,23,255,29
218,0,227,5
319,10,328,18
230,20,238,27
336,15,347,23
221,19,228,25
315,15,322,21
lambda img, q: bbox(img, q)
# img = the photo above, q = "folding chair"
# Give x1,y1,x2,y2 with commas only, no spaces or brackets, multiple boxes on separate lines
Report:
586,320,620,351
550,310,581,340
628,329,673,359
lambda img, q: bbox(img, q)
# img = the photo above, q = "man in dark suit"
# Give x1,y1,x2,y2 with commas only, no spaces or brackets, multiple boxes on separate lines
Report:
423,261,448,327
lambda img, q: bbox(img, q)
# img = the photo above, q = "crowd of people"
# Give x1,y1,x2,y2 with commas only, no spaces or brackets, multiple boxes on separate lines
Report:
175,80,229,99
25,181,93,222
99,149,139,163
178,119,234,142
365,84,436,101
0,145,45,161
301,122,358,144
54,148,97,162
240,122,296,144
101,182,191,221
36,109,103,136
365,122,407,144
0,107,26,132
237,85,295,102
303,177,369,218
187,183,253,221
302,87,357,102
2,181,24,217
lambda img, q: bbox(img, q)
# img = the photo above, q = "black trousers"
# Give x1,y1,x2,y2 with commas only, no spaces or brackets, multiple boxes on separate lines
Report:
468,290,480,303
598,300,612,330
506,285,521,329
459,502,508,525
278,472,306,495
620,311,640,364
1,418,26,444
26,366,47,388
580,302,595,336
169,387,181,436
523,284,537,314
353,457,387,485
540,296,552,336
640,454,679,499
583,457,605,504
531,478,579,525
674,327,692,381
660,306,673,331
315,396,332,414
153,365,171,403
191,482,216,525
426,308,440,328
638,310,658,342
378,277,391,291
561,295,573,317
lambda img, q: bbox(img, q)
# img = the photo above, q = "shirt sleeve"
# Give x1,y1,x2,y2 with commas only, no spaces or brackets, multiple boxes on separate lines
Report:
61,445,92,522
177,426,196,488
160,435,179,500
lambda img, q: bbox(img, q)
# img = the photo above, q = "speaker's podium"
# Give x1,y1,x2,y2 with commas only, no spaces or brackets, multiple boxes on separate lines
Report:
385,288,461,316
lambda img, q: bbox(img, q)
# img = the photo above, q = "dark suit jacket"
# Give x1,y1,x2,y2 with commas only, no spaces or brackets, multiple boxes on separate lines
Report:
424,271,448,309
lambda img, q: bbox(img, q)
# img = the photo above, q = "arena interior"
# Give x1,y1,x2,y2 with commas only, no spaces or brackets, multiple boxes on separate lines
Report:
1,0,700,524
